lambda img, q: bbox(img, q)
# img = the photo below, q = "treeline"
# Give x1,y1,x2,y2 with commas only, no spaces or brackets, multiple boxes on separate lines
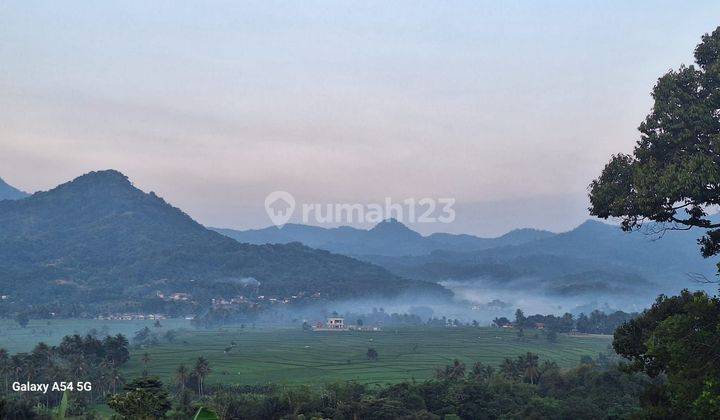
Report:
493,309,638,334
98,351,647,419
337,307,426,327
0,333,130,417
191,305,263,329
0,331,646,419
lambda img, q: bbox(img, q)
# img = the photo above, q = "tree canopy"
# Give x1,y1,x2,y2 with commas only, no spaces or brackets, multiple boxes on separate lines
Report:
613,290,720,417
589,27,720,272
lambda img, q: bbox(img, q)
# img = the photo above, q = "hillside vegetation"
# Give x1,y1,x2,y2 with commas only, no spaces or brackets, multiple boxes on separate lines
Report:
0,171,448,310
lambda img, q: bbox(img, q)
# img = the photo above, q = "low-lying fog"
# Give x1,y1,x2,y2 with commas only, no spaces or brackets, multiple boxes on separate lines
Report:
258,280,676,326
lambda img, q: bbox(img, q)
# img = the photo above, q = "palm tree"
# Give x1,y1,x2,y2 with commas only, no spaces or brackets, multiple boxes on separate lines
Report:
523,352,540,384
500,358,517,380
436,359,466,380
471,361,494,382
0,349,9,392
193,357,211,396
141,352,151,377
175,364,189,394
449,359,466,380
11,354,24,382
109,368,122,394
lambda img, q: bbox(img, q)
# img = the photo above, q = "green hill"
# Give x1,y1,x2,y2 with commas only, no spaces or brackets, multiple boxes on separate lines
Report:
0,176,28,200
0,170,448,308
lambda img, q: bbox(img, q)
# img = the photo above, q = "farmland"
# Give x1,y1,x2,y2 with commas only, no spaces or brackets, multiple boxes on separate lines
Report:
0,318,191,354
122,326,612,387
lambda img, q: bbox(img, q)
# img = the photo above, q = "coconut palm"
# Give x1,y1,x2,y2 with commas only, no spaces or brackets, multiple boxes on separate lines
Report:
500,358,517,380
175,364,189,394
141,352,151,377
448,359,466,379
471,361,494,382
523,352,540,384
109,368,123,394
0,348,8,392
193,357,211,396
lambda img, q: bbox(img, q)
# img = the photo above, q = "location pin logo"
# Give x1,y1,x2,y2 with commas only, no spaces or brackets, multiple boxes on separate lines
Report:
264,191,295,228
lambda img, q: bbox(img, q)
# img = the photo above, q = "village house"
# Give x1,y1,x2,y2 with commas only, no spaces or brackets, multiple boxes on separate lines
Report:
312,317,349,331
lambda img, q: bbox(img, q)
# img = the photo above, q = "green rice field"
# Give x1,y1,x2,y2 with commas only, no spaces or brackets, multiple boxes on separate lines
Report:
123,326,612,387
0,318,191,354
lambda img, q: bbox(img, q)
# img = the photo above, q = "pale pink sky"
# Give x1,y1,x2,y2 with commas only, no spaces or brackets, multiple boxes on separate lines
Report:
2,1,719,235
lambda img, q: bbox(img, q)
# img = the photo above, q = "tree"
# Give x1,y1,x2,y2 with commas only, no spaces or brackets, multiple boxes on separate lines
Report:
141,353,151,377
470,361,494,382
0,349,8,393
174,364,189,395
613,290,720,417
500,358,519,381
522,353,540,385
0,398,38,419
163,330,177,343
193,357,211,397
436,359,466,381
493,317,511,328
107,377,171,419
514,309,526,329
104,334,130,366
589,27,720,274
134,327,152,344
14,313,29,328
366,348,379,361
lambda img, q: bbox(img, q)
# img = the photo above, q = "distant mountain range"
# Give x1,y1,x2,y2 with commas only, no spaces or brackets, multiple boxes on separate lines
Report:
214,220,555,257
0,170,448,308
0,177,28,201
3,169,714,311
215,218,718,299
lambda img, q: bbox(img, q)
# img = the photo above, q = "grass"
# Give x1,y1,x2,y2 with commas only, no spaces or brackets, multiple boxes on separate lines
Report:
124,326,612,387
0,318,191,354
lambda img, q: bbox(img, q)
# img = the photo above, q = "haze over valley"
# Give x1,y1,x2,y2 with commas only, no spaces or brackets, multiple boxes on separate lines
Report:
0,171,714,325
2,4,720,418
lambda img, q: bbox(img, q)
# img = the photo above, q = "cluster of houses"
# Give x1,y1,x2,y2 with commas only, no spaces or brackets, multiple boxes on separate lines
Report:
156,289,326,310
496,321,546,330
96,313,167,321
311,317,382,332
156,291,191,301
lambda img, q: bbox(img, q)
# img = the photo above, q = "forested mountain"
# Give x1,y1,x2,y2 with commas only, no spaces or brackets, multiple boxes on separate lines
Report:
0,176,28,200
363,219,718,298
214,220,555,257
0,170,448,307
217,217,717,298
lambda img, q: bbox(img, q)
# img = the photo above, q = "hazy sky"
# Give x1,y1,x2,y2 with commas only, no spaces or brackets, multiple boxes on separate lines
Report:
2,1,719,235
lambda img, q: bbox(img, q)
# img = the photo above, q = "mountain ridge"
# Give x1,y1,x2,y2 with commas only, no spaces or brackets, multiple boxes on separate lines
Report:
0,170,449,308
216,216,718,300
0,176,29,200
214,221,557,257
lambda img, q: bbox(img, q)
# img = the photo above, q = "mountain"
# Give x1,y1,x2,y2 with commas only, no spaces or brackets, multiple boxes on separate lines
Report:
427,228,555,251
0,170,449,307
0,177,28,200
216,216,718,300
214,220,556,257
362,219,718,299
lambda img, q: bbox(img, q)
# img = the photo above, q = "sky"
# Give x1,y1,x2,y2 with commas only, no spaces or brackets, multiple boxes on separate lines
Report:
1,1,719,235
